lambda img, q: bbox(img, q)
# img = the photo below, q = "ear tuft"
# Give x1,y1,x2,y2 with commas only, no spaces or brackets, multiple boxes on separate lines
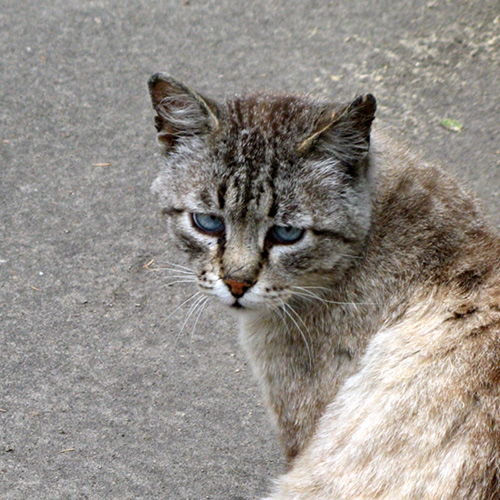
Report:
148,72,219,152
298,94,377,166
344,94,377,140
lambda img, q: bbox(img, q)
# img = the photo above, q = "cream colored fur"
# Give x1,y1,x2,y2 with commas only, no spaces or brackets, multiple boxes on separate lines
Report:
256,286,500,499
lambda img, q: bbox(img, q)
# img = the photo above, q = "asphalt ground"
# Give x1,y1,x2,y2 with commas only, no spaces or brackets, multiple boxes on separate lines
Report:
1,1,499,498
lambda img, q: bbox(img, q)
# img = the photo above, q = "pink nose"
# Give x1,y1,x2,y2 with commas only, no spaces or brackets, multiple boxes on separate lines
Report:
224,278,251,298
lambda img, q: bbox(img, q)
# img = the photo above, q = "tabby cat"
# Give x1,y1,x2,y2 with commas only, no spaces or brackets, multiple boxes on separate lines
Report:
148,72,500,499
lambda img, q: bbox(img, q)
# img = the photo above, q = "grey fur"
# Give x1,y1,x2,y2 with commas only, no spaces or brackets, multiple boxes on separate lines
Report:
148,74,500,499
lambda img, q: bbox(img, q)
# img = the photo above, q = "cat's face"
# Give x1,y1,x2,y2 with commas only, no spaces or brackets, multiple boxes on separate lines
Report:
149,74,376,311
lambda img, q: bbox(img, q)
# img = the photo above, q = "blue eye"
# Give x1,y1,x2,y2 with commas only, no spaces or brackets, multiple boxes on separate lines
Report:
269,225,305,244
192,213,225,234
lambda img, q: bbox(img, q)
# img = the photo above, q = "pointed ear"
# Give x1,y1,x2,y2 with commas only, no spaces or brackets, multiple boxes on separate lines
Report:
148,72,219,152
299,94,376,165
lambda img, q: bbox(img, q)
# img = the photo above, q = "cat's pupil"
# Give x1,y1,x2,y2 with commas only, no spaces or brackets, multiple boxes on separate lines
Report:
192,213,225,234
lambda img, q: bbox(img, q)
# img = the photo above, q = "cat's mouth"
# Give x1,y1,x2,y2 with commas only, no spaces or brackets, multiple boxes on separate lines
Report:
231,300,244,310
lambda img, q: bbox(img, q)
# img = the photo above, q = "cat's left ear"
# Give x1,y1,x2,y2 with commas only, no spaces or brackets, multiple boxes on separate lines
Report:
148,72,220,153
299,94,376,165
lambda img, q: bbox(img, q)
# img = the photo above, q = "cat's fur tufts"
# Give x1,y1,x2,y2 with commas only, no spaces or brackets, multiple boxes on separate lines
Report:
148,72,500,499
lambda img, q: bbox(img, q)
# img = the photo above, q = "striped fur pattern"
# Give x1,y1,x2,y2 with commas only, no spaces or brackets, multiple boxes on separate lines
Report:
148,73,500,499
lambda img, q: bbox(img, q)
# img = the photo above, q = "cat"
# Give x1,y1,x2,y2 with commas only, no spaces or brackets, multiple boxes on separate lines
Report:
147,72,500,499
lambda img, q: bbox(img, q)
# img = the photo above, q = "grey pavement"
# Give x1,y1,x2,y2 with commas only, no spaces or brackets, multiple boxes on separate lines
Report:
1,1,499,499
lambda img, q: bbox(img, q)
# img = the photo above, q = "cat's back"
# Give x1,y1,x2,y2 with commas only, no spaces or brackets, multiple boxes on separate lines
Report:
366,130,500,431
270,134,500,500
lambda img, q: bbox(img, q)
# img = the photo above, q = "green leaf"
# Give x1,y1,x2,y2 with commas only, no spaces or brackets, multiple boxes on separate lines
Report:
440,118,463,133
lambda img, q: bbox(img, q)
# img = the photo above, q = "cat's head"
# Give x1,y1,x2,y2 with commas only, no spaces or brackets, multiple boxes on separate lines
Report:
148,73,376,311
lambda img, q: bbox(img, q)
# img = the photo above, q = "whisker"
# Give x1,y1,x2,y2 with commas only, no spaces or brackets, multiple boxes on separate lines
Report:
171,294,206,351
171,295,206,351
284,301,314,336
172,296,210,352
290,291,321,304
147,267,195,275
161,279,197,288
165,291,201,323
291,286,375,306
190,296,209,340
179,294,207,335
274,305,292,335
294,285,332,292
155,260,194,273
279,299,313,370
291,287,330,303
161,274,197,280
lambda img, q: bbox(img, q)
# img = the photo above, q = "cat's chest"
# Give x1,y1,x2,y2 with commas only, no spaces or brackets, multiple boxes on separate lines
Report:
238,309,365,458
238,309,367,404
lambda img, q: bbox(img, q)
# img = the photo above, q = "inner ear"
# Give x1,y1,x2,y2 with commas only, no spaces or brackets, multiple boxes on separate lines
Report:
148,73,219,152
298,94,377,163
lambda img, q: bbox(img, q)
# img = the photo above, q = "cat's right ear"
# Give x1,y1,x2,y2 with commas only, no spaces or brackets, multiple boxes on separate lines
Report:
148,73,219,153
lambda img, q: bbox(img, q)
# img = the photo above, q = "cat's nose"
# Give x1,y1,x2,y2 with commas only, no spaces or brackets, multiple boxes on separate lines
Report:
223,277,252,298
